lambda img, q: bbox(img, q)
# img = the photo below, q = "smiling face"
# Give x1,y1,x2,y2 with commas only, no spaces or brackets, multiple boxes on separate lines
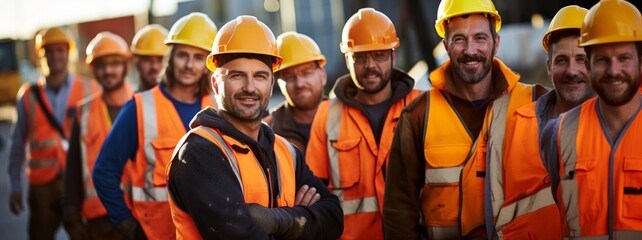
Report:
548,35,594,107
135,55,164,90
277,61,327,110
588,42,641,107
92,55,128,92
43,43,69,75
213,57,274,122
346,49,394,94
443,14,499,85
170,44,210,88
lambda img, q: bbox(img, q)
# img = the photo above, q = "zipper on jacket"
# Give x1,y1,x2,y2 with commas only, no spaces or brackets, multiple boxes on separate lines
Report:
267,167,274,208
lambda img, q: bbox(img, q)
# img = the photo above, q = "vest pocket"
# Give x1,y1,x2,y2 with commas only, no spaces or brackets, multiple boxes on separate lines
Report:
422,145,469,225
151,138,179,186
573,157,598,220
331,137,361,189
623,156,642,219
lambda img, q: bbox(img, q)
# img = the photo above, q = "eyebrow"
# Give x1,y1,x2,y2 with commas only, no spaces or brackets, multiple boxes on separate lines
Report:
226,70,271,76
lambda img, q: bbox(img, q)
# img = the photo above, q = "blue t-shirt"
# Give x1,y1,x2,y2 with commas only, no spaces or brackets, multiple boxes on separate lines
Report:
92,84,202,224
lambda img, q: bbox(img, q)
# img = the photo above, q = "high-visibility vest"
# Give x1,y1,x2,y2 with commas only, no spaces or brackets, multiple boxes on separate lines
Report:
317,88,421,240
495,100,561,239
168,125,297,240
554,97,642,239
77,90,133,219
131,86,216,240
420,58,534,238
20,76,97,184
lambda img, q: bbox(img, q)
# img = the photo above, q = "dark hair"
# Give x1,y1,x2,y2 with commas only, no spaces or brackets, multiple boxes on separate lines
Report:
547,29,581,59
160,46,212,97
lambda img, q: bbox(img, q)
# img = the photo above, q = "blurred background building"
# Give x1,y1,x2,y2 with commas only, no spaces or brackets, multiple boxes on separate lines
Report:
1,0,641,238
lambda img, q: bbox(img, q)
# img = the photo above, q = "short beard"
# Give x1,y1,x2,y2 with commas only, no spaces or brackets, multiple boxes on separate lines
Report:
451,54,492,84
593,75,640,106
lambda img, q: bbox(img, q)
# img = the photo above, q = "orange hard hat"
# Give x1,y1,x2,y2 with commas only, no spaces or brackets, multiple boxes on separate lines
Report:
340,8,399,53
206,15,281,72
34,27,75,55
85,31,130,64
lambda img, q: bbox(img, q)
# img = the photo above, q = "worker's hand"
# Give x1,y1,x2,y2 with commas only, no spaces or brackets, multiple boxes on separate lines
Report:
295,185,320,206
63,214,90,240
116,218,147,240
247,203,307,239
9,192,23,215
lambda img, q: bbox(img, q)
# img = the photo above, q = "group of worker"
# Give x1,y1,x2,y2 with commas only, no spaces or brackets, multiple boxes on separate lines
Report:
6,0,642,239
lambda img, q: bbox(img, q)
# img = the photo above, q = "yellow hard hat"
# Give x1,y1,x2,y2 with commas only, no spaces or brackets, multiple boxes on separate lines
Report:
276,32,326,72
542,6,588,52
34,27,75,55
165,12,218,52
206,15,282,72
579,0,642,47
340,8,399,53
86,31,131,65
131,24,170,56
435,0,501,38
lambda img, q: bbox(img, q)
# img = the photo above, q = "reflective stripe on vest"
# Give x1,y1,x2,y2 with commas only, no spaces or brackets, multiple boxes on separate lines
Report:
558,107,582,236
495,186,555,230
29,159,58,168
425,167,464,184
30,139,58,149
24,76,95,184
133,89,217,203
421,83,533,238
134,90,167,202
326,99,379,215
562,230,642,240
557,99,642,238
190,126,297,206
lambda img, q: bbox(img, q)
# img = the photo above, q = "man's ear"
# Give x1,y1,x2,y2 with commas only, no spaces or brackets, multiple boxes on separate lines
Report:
211,75,219,95
345,54,351,70
493,34,501,55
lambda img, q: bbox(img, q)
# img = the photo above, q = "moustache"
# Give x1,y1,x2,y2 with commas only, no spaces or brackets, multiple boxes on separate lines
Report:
235,91,262,100
457,54,486,63
361,68,382,78
560,75,588,84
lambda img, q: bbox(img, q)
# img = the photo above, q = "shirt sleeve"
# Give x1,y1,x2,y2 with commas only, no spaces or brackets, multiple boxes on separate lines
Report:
167,134,271,239
8,96,27,193
383,109,426,239
62,118,83,217
92,99,138,224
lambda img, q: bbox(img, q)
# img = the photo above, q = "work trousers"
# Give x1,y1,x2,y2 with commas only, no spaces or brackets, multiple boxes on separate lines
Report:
86,215,126,240
28,176,63,240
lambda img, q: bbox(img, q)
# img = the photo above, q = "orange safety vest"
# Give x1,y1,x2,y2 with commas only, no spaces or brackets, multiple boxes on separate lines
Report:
495,101,561,239
308,89,422,240
168,125,297,240
555,98,642,239
421,58,534,238
20,76,97,184
77,89,133,219
131,87,216,240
